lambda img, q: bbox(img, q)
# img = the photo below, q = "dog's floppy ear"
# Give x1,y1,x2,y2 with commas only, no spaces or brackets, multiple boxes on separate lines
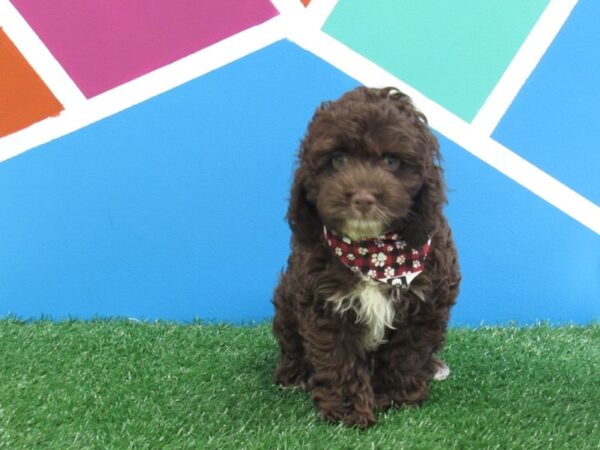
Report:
402,131,446,247
287,161,322,245
383,88,446,246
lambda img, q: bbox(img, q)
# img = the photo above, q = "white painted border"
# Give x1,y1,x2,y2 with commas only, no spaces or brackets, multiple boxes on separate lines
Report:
270,0,305,16
304,0,340,30
0,1,86,108
471,0,579,135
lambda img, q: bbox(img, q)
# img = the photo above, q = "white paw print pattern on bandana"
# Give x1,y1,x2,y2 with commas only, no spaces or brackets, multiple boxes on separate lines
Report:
358,247,369,255
413,260,421,269
371,252,387,267
396,255,406,265
395,240,407,249
347,253,355,261
335,247,343,256
384,267,395,278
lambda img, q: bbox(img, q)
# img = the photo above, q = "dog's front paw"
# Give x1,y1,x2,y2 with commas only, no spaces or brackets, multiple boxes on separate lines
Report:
274,359,310,389
320,406,376,429
374,378,429,409
375,393,393,410
342,409,376,429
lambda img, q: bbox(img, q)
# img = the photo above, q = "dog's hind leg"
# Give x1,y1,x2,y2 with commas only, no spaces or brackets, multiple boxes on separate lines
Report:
272,280,311,389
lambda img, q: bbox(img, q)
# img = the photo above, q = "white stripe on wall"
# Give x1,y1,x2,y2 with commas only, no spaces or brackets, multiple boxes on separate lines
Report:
471,0,579,136
304,0,340,30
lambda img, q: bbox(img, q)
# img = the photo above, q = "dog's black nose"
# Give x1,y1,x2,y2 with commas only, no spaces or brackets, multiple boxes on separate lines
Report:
351,190,376,214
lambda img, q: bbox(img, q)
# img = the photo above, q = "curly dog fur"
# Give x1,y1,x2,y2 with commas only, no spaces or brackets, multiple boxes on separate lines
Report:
273,87,460,428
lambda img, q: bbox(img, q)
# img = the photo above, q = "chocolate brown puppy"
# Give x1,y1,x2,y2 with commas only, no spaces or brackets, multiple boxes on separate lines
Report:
273,87,460,428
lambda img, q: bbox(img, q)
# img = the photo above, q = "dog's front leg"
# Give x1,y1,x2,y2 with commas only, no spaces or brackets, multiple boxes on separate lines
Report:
372,309,448,409
301,313,376,428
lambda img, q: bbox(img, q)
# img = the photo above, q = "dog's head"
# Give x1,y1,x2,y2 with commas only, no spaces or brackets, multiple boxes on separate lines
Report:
288,87,445,247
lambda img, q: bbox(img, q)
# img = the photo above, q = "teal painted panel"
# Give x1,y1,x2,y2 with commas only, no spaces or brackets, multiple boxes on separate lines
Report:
324,0,549,121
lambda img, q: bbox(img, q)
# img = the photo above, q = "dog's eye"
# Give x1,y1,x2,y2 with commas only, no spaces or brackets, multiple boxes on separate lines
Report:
331,153,348,170
383,155,400,170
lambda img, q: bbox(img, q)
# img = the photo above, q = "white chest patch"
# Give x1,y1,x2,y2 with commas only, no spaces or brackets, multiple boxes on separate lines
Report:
328,279,396,351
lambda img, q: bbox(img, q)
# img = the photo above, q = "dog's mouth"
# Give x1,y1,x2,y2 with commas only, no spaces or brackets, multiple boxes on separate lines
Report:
318,189,403,240
340,219,385,240
338,188,396,239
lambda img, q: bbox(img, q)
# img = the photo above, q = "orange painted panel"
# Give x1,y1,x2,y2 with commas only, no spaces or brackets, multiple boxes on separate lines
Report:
0,28,63,137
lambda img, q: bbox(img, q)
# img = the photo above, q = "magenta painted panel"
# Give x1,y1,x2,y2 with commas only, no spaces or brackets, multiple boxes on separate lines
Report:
11,0,278,98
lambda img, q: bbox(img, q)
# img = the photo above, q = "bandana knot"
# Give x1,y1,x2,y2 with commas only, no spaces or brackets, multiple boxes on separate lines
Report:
324,227,431,289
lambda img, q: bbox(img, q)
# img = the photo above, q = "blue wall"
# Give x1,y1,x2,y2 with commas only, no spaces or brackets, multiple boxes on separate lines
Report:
0,41,359,322
1,1,599,326
443,135,599,325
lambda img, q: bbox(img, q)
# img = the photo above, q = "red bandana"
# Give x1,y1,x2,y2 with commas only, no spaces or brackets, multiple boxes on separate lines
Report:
324,227,431,289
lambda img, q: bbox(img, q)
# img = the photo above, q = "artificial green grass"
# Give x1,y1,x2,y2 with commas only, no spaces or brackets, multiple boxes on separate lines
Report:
1,320,598,449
